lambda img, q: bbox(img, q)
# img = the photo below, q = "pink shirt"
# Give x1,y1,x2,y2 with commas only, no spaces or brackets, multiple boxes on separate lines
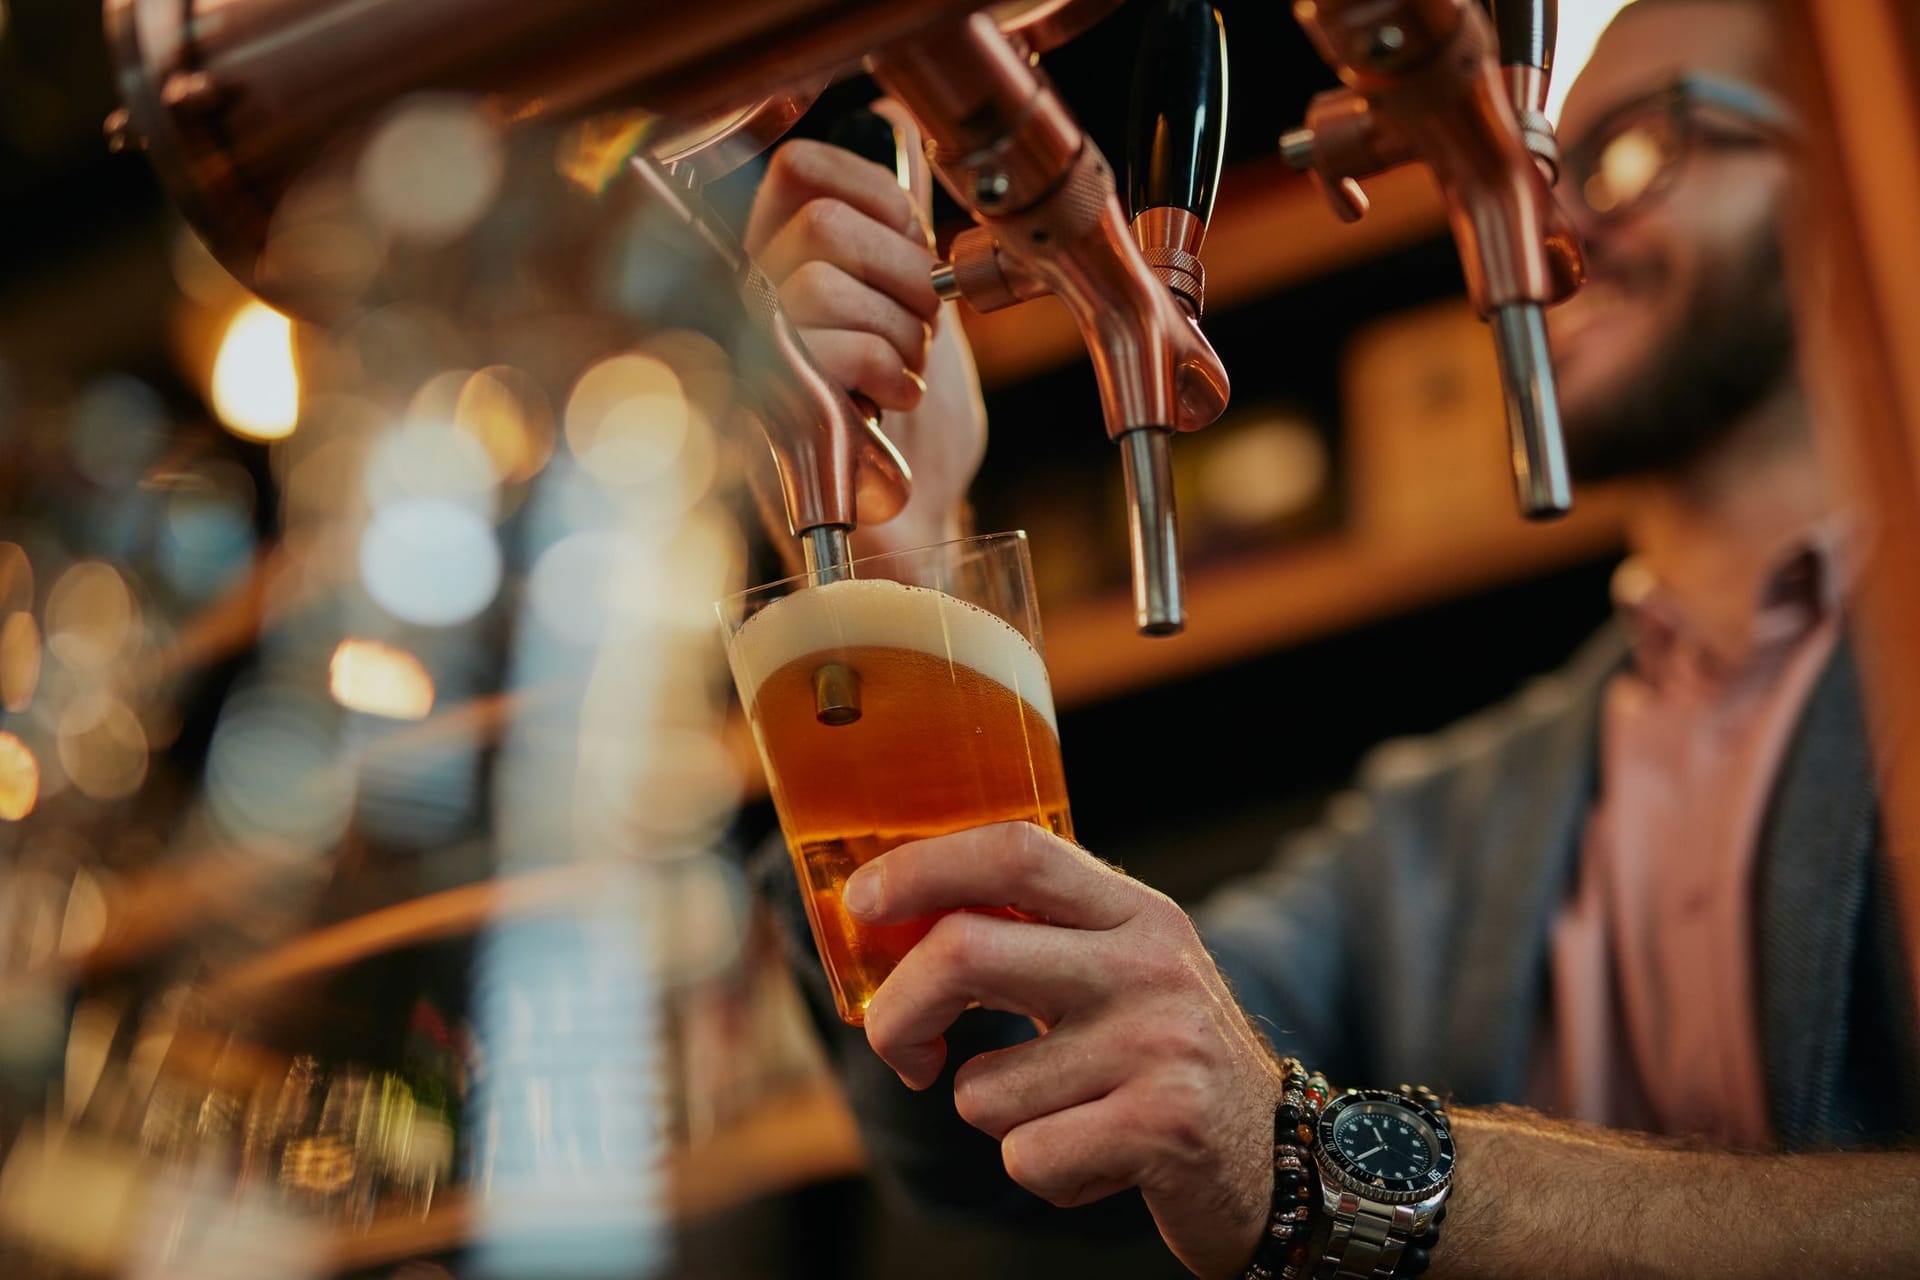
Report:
1537,524,1851,1148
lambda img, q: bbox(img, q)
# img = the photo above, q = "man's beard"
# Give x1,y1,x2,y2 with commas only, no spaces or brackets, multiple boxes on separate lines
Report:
1560,223,1798,483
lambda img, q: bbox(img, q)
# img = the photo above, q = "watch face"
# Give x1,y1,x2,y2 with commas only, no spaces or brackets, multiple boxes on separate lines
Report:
1316,1090,1455,1204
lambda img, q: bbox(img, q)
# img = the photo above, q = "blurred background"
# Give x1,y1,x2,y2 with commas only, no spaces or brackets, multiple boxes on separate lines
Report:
0,1,1634,1277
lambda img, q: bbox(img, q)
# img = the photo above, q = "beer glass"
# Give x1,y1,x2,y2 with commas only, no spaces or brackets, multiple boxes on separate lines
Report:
718,532,1072,1025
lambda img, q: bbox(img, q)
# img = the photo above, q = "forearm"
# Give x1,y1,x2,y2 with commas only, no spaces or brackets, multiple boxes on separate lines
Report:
1437,1106,1920,1279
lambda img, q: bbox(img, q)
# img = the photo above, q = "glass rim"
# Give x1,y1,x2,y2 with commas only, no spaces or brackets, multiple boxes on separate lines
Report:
716,528,1031,607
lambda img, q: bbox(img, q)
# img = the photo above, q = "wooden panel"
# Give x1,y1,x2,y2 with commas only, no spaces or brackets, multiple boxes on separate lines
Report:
1039,490,1627,708
1784,0,1920,1015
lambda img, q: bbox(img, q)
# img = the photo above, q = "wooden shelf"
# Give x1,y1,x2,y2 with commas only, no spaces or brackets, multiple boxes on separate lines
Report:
958,159,1448,386
727,495,1627,802
1041,493,1628,708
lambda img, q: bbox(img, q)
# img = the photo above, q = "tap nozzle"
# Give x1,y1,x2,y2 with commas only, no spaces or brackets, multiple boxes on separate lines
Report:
802,526,855,583
1120,428,1184,635
1490,304,1572,519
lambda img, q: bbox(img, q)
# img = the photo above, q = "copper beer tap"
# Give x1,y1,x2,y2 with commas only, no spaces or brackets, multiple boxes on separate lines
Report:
1279,0,1585,519
99,0,1126,584
898,0,1232,634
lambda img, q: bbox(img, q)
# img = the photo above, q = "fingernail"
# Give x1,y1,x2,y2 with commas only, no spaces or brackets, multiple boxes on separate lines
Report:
844,866,880,918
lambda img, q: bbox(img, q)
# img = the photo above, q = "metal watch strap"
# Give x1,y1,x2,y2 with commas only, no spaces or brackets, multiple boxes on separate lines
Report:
1315,1196,1418,1280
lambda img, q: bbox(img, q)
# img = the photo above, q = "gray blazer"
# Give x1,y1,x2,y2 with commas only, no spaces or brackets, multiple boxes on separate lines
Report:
1203,624,1916,1150
756,623,1917,1226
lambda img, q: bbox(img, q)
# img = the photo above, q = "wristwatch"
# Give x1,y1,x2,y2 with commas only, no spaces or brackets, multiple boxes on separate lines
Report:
1308,1085,1455,1279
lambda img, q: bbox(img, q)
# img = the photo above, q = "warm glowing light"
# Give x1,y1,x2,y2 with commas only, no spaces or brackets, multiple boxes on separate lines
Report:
565,354,692,486
212,301,300,441
365,420,498,517
56,695,148,802
456,366,555,484
0,542,32,614
1,611,40,711
45,562,136,672
1547,1,1638,124
0,731,40,820
329,639,436,720
1197,418,1329,527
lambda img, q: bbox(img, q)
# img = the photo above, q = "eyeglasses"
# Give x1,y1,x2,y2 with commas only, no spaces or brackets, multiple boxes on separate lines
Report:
1560,74,1801,222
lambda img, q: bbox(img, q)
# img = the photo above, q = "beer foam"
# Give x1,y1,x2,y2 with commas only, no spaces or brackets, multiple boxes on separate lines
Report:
727,577,1058,733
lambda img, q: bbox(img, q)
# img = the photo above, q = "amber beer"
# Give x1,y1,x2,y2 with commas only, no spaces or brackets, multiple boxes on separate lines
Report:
727,573,1071,1024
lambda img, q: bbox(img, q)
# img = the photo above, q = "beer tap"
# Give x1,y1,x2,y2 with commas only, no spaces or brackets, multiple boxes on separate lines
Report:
625,161,912,585
102,0,1170,594
895,1,1231,635
1278,0,1584,519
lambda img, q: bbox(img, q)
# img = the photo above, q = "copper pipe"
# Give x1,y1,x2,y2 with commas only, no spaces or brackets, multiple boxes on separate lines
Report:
103,0,1120,304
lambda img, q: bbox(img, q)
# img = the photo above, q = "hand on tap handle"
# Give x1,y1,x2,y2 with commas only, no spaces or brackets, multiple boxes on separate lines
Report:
628,154,913,580
744,103,988,562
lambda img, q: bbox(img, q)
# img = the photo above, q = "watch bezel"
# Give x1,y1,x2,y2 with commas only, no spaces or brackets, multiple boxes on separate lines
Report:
1314,1088,1456,1206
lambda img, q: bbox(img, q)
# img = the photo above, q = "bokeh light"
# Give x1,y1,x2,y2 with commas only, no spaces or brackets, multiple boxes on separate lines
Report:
565,354,693,488
158,462,259,602
56,694,148,802
211,301,300,441
359,498,502,627
329,638,436,721
205,689,352,854
357,97,504,243
45,561,136,672
68,375,168,490
0,731,40,820
455,366,556,485
1,611,40,712
0,541,34,614
365,419,499,518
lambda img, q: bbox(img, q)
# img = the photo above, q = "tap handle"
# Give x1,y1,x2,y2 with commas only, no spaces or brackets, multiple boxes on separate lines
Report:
1489,0,1556,75
1125,0,1228,226
1489,1,1561,175
828,106,910,187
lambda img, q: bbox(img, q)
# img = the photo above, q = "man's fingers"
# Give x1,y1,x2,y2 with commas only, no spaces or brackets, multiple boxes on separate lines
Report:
950,1023,1127,1141
744,138,923,255
868,98,934,247
796,330,927,412
781,261,932,373
846,822,1141,932
999,1092,1155,1209
864,911,1114,1089
757,198,940,322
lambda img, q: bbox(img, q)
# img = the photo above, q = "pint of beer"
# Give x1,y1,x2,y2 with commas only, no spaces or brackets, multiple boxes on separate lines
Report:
720,532,1071,1025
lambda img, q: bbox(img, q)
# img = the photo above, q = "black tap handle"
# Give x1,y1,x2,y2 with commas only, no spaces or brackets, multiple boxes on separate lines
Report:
1126,0,1228,223
828,106,906,180
1489,0,1557,74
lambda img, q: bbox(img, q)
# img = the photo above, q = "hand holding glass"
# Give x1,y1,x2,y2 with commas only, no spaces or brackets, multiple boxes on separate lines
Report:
719,532,1071,1024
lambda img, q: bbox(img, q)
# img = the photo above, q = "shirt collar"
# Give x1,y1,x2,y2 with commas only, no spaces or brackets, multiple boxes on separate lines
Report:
1613,515,1856,681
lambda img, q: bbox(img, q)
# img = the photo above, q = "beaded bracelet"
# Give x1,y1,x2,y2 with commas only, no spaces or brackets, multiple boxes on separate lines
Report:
1240,1057,1332,1280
